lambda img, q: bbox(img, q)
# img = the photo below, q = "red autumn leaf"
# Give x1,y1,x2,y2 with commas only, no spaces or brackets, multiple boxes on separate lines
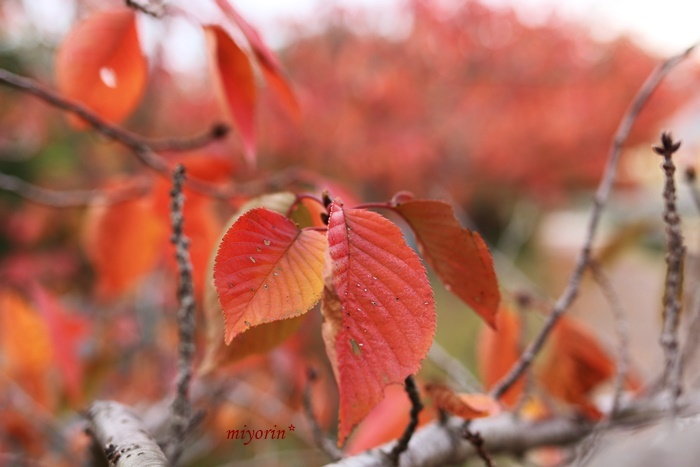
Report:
477,304,525,407
82,190,164,298
425,383,500,419
214,208,326,344
323,200,436,445
214,0,300,120
55,9,147,126
32,284,91,403
394,199,500,328
536,316,616,419
206,25,257,165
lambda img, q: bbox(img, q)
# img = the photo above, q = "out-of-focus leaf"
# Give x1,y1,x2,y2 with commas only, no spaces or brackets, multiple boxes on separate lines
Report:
82,191,164,298
0,289,52,406
214,208,326,344
536,316,615,419
56,9,147,126
477,304,524,407
394,199,500,328
323,200,435,445
205,25,257,164
31,285,91,403
425,383,500,419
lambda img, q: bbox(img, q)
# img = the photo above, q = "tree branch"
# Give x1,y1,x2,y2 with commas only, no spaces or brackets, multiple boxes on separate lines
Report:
324,394,699,467
489,43,697,400
654,132,686,412
0,172,149,207
164,165,197,463
85,400,167,467
303,368,343,461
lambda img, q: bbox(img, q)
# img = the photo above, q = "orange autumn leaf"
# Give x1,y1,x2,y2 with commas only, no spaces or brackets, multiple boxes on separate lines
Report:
56,9,147,126
394,199,500,328
206,25,257,164
425,383,500,420
323,200,436,445
214,208,326,344
82,191,164,298
477,304,525,407
0,289,52,407
536,316,615,419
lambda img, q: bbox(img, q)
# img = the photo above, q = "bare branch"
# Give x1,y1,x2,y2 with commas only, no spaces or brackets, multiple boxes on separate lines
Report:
324,394,699,467
0,172,149,207
654,132,686,413
164,165,197,463
85,400,168,467
588,261,631,417
489,44,696,401
428,342,482,393
387,375,423,465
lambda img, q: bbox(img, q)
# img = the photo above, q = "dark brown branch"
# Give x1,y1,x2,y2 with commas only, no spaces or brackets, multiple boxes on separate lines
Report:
388,375,423,465
489,44,696,401
654,132,685,413
463,426,495,467
164,165,197,463
303,368,343,461
85,400,167,467
0,172,149,207
144,123,230,152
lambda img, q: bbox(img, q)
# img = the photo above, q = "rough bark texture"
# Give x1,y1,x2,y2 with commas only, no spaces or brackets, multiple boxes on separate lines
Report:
85,400,168,467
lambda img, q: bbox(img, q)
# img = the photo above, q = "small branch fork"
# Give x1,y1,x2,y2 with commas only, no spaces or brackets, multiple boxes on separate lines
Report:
164,165,197,463
387,375,423,466
654,132,685,412
489,44,696,401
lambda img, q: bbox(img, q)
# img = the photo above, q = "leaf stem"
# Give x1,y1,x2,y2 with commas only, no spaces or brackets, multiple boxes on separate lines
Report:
388,375,423,465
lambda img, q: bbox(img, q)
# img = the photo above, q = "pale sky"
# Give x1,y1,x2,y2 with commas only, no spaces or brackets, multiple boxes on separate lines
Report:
234,0,700,56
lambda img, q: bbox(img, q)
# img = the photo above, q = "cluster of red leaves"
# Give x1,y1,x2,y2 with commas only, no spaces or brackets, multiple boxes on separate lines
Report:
212,193,500,444
258,1,695,204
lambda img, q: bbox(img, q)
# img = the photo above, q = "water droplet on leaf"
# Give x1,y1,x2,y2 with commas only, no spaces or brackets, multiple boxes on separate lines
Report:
264,239,271,246
249,257,256,263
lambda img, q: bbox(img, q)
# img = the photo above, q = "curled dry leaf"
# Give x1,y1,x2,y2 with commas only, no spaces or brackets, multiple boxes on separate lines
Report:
323,199,436,445
56,9,147,126
425,383,500,420
394,199,500,328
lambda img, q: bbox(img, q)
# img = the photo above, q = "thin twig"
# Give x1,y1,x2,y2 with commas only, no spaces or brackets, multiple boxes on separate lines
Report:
0,68,232,198
463,425,496,467
165,165,197,463
654,132,685,414
145,123,230,152
512,292,534,415
302,368,343,461
588,261,630,418
428,342,483,393
0,172,149,207
489,44,696,401
684,167,700,213
388,375,423,465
